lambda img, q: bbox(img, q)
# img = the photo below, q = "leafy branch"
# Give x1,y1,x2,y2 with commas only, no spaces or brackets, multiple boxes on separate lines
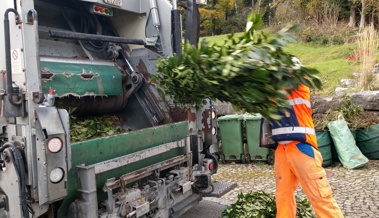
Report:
221,191,315,218
153,13,321,119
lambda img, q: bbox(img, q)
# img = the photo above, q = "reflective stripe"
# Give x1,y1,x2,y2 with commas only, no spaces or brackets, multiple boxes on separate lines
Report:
272,127,316,135
288,98,311,108
278,140,294,144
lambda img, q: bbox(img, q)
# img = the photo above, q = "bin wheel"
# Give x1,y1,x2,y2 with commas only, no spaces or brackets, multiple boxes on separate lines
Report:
240,154,246,164
267,152,274,165
220,154,226,164
246,153,251,164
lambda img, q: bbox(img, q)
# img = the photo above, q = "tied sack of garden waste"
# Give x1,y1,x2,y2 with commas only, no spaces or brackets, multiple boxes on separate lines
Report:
327,115,368,169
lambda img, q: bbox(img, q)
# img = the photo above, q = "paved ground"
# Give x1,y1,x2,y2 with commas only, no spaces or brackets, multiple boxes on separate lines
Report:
2,160,378,217
184,160,379,218
182,200,228,218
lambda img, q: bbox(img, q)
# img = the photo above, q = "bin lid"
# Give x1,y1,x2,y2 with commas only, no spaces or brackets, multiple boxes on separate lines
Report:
244,113,262,120
217,114,244,121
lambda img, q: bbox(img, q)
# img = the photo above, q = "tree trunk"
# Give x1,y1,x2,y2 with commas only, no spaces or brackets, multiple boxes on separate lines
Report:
258,0,261,14
348,6,356,27
359,0,366,32
371,8,375,25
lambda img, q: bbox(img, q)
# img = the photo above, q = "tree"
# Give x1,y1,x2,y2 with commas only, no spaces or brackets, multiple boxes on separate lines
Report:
353,0,378,31
348,0,358,27
199,0,235,35
359,0,366,31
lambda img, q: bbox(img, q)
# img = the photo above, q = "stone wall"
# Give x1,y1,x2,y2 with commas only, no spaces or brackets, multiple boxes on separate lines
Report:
215,91,379,117
311,91,379,116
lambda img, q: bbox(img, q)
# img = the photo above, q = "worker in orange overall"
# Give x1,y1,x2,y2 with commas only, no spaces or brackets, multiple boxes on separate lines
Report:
271,84,344,218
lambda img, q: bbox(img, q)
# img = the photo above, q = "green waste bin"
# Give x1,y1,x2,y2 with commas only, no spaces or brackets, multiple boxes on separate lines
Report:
316,131,333,167
245,114,270,163
356,123,379,159
218,115,244,162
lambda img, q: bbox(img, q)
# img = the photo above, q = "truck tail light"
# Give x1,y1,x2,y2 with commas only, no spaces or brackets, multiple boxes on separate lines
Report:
211,111,216,119
209,162,214,171
50,167,65,183
47,137,63,153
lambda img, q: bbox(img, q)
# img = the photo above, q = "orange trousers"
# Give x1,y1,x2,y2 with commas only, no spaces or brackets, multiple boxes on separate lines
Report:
274,142,344,218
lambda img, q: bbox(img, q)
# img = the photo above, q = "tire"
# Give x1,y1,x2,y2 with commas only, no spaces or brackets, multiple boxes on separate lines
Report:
246,153,251,164
220,154,226,164
209,153,219,174
267,153,274,165
240,154,246,164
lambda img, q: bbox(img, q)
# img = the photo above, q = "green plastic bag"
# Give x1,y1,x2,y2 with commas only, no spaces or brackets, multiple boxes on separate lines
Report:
327,115,368,169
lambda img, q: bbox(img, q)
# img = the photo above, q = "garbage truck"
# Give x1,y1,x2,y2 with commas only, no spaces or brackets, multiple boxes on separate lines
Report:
0,0,231,217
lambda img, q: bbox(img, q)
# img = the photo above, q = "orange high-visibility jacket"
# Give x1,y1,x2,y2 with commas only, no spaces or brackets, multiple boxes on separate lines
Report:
271,84,318,148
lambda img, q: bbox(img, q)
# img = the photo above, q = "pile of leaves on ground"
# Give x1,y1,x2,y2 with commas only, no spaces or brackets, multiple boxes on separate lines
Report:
70,112,126,142
154,13,321,120
222,191,315,218
313,95,379,131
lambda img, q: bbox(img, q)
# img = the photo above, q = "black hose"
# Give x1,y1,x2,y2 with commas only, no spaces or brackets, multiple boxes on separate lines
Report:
13,0,17,12
200,184,214,195
0,143,29,218
4,8,23,105
171,9,182,55
0,200,6,209
61,7,107,53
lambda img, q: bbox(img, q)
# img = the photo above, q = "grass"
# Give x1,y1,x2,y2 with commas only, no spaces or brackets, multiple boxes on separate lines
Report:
200,33,365,96
356,25,379,90
201,32,245,45
284,42,359,95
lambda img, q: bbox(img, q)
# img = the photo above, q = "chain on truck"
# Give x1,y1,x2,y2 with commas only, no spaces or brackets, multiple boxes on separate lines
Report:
0,0,235,217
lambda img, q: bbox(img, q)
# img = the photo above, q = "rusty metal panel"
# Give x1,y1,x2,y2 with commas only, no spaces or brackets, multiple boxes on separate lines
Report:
40,60,122,97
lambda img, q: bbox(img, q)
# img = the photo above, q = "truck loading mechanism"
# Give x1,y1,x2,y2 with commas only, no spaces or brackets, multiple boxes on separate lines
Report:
0,0,235,217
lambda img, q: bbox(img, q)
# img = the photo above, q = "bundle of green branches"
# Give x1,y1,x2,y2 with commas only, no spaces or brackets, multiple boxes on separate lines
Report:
221,191,315,218
154,13,321,119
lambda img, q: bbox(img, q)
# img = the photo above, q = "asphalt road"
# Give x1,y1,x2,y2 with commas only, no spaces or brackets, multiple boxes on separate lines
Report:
181,200,228,218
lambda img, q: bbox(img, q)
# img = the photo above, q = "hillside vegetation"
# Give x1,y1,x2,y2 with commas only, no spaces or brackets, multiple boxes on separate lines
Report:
195,0,379,96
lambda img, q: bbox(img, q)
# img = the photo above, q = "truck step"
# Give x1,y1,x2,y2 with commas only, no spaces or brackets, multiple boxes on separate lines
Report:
203,181,237,198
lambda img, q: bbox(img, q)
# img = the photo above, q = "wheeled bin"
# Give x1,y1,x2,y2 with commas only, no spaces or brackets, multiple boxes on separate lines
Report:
316,130,333,167
356,123,379,159
245,114,270,163
218,115,245,163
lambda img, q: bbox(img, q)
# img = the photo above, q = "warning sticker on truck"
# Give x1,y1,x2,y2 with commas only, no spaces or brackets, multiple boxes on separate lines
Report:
103,0,122,7
11,49,24,74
